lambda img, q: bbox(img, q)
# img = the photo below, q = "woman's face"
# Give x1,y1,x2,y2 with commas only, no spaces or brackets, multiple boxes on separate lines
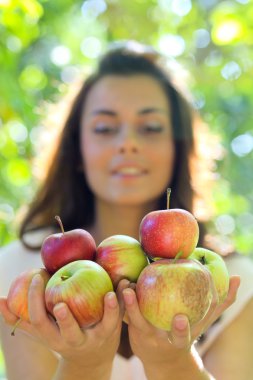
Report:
80,74,175,206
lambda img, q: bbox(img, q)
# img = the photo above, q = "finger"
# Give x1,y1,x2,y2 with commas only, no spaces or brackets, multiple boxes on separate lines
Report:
116,279,130,318
208,275,241,323
122,288,150,332
223,275,241,307
169,314,191,350
190,281,219,340
120,277,135,324
100,291,120,334
0,297,42,337
192,275,240,341
53,302,85,347
28,274,59,338
0,297,19,325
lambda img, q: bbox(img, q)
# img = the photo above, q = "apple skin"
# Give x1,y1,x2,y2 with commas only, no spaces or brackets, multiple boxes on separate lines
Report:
45,260,113,328
41,228,97,274
7,268,50,322
189,247,230,304
136,259,212,331
96,235,149,288
139,208,199,259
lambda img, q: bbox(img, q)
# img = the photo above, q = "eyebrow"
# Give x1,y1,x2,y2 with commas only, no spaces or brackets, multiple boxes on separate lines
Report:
91,107,167,116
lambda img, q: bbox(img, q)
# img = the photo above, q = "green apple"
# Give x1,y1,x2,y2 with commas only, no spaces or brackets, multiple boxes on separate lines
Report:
189,247,229,304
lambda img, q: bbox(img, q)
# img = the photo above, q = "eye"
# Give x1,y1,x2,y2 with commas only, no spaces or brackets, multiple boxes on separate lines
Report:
139,122,164,134
93,123,118,135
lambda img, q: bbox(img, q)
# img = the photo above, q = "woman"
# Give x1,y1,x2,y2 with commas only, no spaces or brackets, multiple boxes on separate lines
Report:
0,42,252,380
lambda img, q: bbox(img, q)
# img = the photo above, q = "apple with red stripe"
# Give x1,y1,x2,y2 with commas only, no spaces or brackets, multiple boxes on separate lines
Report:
45,260,113,328
7,268,50,335
136,258,213,331
139,188,199,260
96,235,149,288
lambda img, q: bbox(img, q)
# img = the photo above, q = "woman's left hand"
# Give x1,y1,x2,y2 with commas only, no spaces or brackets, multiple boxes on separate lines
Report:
122,275,240,367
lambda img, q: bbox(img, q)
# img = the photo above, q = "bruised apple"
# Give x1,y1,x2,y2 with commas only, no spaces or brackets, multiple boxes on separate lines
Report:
136,259,212,331
45,260,113,328
139,189,199,259
96,235,149,288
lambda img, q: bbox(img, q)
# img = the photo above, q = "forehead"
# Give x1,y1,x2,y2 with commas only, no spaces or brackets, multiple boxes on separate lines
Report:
83,74,169,113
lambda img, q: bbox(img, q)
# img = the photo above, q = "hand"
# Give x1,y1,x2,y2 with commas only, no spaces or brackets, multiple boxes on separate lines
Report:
0,275,129,370
122,275,240,367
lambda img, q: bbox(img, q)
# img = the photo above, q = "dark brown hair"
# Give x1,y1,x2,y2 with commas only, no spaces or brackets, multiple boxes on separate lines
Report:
20,44,207,248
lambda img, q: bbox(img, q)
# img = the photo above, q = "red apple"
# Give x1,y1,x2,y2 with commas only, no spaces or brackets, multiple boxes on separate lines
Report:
45,260,113,328
41,216,96,274
139,189,199,259
136,259,212,331
7,268,50,334
96,235,149,288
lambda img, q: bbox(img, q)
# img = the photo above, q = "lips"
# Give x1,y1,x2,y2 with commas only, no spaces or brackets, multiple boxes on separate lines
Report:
111,164,148,176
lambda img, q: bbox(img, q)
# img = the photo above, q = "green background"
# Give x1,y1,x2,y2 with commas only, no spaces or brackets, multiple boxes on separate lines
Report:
0,0,253,375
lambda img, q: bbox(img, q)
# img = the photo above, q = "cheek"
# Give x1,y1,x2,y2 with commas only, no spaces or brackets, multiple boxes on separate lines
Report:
80,136,112,183
148,141,175,179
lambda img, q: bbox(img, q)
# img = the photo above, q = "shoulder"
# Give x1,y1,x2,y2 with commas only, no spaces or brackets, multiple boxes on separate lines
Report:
0,229,52,296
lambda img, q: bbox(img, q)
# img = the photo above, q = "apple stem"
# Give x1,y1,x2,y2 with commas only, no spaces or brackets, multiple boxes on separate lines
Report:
55,215,65,235
200,255,206,265
11,318,22,336
167,188,171,209
61,275,69,281
173,251,183,263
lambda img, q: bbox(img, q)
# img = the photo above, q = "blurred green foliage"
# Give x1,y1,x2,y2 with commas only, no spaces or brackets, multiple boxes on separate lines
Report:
0,0,252,255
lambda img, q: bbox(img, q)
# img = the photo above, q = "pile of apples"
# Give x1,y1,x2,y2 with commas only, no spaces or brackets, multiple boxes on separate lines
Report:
7,189,229,333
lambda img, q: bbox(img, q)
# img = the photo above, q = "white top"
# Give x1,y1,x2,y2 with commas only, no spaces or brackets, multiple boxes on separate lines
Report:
0,231,253,380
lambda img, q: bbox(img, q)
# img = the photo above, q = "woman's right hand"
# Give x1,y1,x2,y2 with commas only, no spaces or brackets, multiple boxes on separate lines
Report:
0,275,128,376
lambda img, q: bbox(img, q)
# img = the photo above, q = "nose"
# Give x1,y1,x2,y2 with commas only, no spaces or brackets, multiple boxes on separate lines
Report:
117,127,138,154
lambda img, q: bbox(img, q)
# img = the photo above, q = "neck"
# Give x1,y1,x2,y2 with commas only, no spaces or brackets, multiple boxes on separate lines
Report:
89,199,157,245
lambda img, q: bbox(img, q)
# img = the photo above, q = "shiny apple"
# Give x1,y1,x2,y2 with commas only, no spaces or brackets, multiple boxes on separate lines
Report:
41,216,96,274
45,260,113,328
136,258,212,331
7,268,50,334
96,235,149,288
139,189,199,259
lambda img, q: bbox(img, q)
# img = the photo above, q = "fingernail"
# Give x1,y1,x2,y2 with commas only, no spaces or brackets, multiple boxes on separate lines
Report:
31,274,42,286
107,292,117,308
54,303,67,320
123,289,134,305
175,315,188,330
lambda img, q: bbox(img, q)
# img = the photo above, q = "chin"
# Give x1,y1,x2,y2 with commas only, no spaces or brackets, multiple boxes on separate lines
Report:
103,188,162,208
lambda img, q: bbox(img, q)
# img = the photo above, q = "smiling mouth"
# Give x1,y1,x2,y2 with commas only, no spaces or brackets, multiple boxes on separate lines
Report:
111,167,148,176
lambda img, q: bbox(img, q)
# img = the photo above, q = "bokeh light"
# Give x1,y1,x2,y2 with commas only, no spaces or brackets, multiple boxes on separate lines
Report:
80,37,102,58
221,61,242,81
81,0,107,19
171,0,192,16
50,45,72,66
158,34,185,57
231,134,253,157
215,214,236,235
7,121,28,143
194,29,210,49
